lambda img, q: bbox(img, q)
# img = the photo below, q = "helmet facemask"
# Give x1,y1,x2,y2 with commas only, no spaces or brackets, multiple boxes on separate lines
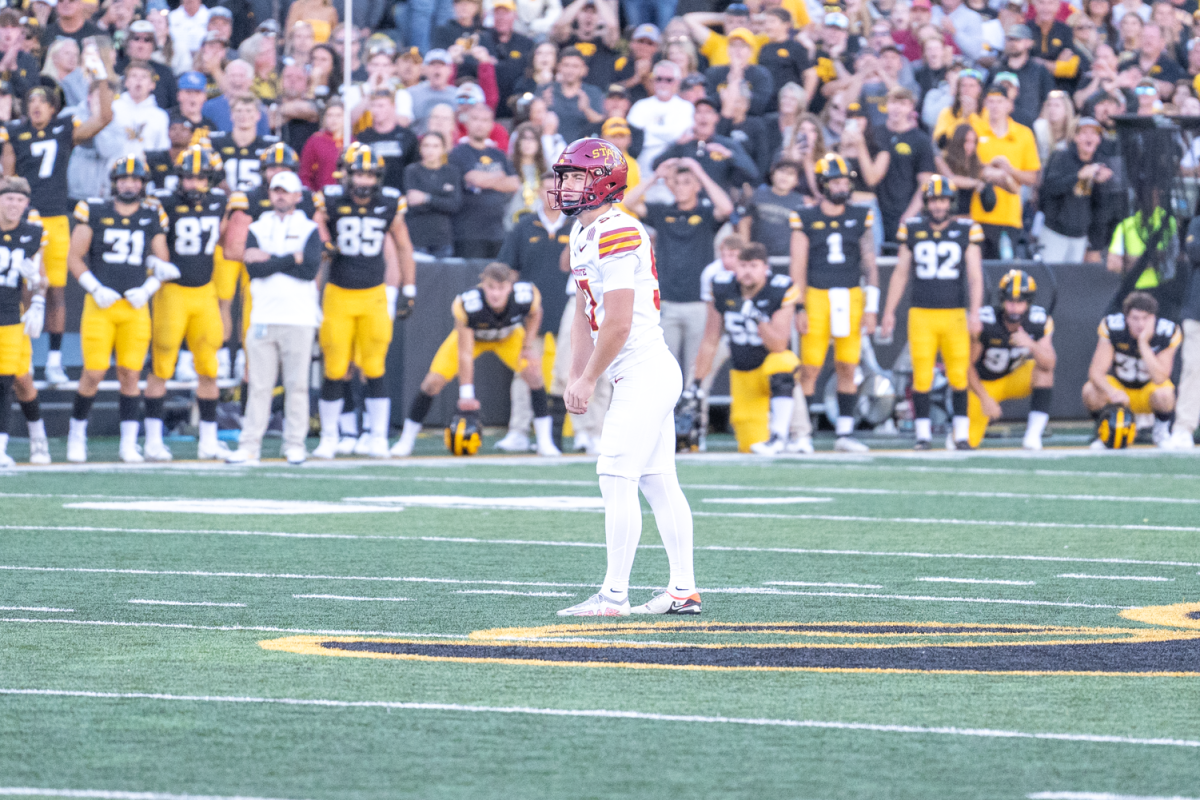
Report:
114,176,145,204
550,166,603,217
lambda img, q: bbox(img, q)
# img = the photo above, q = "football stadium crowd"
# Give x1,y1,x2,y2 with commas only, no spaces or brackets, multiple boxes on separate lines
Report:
1,0,1200,464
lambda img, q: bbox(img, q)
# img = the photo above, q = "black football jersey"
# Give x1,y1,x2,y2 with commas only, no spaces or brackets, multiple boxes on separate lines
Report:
1,116,78,217
896,216,984,309
145,149,179,194
453,281,539,341
156,189,228,287
0,219,45,325
711,271,800,371
231,184,322,222
211,132,279,192
75,198,168,294
790,204,873,290
1099,312,1183,389
321,184,406,290
974,304,1053,382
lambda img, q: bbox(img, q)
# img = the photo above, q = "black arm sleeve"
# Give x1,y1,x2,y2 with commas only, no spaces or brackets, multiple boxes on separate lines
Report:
426,166,463,214
282,229,323,281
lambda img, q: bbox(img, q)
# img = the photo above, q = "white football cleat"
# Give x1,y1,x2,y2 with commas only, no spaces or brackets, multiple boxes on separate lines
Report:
536,440,562,457
750,433,785,456
785,433,814,454
494,431,530,453
143,442,173,462
119,444,144,464
1089,438,1108,450
631,589,702,615
834,436,869,452
389,437,414,457
0,451,14,468
173,350,197,382
285,446,307,465
364,436,390,459
66,433,87,463
352,432,373,456
311,435,339,459
572,431,592,452
44,362,68,385
335,435,358,455
225,448,259,465
556,592,630,617
28,436,50,465
1168,428,1195,450
1153,422,1172,448
197,440,232,460
1022,433,1043,451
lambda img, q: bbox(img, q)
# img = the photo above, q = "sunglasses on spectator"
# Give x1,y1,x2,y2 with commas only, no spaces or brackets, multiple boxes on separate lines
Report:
1134,85,1158,95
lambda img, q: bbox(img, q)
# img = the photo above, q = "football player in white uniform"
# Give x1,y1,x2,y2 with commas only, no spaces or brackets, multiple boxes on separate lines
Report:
552,138,699,617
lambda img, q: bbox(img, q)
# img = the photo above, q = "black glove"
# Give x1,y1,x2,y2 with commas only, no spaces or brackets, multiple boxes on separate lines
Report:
395,295,415,320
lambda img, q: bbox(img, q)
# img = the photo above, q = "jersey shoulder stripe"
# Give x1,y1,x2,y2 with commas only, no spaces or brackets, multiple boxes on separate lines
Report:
598,226,641,258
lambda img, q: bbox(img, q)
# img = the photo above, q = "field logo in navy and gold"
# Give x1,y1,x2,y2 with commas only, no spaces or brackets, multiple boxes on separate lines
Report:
261,603,1200,676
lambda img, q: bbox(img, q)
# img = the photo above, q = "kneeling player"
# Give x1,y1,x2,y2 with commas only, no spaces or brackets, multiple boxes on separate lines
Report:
966,270,1056,449
66,156,174,463
0,177,51,465
391,262,560,457
693,243,800,454
1082,291,1180,448
881,175,983,450
145,145,231,461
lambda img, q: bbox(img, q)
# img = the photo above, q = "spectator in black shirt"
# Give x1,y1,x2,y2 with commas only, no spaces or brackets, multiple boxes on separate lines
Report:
448,103,520,258
433,0,484,51
483,0,533,117
737,159,808,260
624,157,734,383
717,82,770,179
115,19,178,113
1135,23,1186,91
755,8,809,112
1037,116,1113,263
404,133,463,257
356,89,420,191
550,0,626,89
704,27,775,117
653,97,760,191
0,11,41,104
992,25,1055,126
914,36,949,106
38,0,102,53
854,86,936,242
543,47,605,143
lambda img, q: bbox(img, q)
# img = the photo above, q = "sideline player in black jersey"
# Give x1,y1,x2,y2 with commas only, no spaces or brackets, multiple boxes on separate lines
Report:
967,270,1056,450
881,175,984,450
66,155,174,464
0,177,51,465
1,81,114,384
311,144,416,459
1083,290,1181,448
392,262,560,457
789,153,878,452
692,242,801,455
144,145,233,462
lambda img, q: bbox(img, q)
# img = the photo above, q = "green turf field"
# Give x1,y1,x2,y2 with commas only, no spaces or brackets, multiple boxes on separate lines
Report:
1,444,1199,800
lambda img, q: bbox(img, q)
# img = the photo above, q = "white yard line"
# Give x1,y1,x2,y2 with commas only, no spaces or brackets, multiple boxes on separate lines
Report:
1,688,1197,749
128,600,246,608
1029,794,1200,800
916,578,1038,586
0,606,73,612
697,589,1125,609
292,595,410,602
0,789,308,800
764,581,884,589
1057,574,1174,582
454,590,576,597
0,619,468,638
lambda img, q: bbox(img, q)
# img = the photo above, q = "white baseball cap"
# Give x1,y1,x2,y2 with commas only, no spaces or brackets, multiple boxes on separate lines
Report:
270,171,302,193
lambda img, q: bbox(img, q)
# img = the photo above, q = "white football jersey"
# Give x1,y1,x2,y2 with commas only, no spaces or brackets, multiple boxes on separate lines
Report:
569,208,668,379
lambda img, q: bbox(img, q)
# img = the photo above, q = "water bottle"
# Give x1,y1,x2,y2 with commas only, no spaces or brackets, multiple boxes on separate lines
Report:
999,231,1014,261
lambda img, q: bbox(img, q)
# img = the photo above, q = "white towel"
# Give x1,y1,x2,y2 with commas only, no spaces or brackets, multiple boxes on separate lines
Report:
829,287,852,339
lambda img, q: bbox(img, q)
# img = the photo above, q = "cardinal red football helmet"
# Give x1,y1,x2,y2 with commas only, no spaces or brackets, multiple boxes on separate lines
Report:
549,137,628,216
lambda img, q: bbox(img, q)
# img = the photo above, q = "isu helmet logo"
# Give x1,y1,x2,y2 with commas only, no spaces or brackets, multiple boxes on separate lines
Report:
262,603,1200,676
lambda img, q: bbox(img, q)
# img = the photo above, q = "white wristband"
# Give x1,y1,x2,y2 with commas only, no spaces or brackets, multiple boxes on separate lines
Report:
402,284,417,298
146,254,164,271
78,271,101,294
864,285,880,314
142,276,162,295
459,384,475,400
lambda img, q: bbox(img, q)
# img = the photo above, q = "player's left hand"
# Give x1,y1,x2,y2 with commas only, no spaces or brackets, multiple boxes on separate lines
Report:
395,296,414,320
457,397,481,412
564,376,594,415
21,295,44,339
863,311,877,336
16,257,39,281
124,286,152,309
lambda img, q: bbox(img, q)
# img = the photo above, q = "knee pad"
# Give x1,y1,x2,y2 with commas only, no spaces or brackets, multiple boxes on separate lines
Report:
768,371,795,398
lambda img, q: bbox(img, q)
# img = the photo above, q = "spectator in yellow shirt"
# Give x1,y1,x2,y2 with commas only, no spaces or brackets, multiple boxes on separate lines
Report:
970,73,1041,258
682,3,764,67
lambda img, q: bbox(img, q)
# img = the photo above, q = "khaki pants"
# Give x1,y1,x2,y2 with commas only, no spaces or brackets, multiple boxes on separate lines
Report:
659,300,708,384
1176,319,1200,434
1038,226,1088,264
552,300,611,441
239,323,315,458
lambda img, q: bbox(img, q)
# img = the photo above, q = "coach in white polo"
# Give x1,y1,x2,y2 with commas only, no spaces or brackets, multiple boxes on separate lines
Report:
227,171,323,466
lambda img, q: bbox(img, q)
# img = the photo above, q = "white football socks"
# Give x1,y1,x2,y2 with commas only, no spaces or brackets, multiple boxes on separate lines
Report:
789,386,811,438
27,418,45,440
318,398,343,438
199,419,218,450
638,471,695,595
769,396,794,440
532,415,554,448
144,416,164,450
599,474,642,599
364,397,390,440
952,415,970,442
836,415,855,436
339,411,358,437
914,417,932,442
119,419,139,451
1026,410,1049,441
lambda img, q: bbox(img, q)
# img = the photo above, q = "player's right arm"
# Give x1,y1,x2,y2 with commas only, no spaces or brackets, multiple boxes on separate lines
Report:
761,291,796,353
1087,326,1127,405
569,289,594,386
453,298,481,412
566,286,632,415
881,241,911,339
967,338,1001,419
788,216,808,334
221,191,252,261
691,301,724,383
